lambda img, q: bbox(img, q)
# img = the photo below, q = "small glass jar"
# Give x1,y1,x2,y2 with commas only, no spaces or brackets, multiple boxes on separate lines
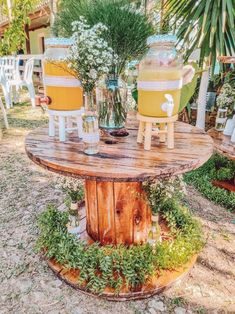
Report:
215,108,228,131
82,91,100,155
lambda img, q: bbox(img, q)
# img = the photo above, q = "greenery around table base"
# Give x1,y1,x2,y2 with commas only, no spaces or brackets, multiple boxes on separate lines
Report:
184,154,235,211
36,196,203,294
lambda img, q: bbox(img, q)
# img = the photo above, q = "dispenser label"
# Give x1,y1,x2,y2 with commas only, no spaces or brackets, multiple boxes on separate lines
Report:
44,75,82,87
137,79,182,91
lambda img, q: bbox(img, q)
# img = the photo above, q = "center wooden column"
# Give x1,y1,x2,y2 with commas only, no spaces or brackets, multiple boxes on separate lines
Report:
85,180,152,245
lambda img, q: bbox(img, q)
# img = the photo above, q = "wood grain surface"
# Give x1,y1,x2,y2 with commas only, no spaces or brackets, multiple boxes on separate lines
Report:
208,128,235,161
25,115,214,182
85,180,151,245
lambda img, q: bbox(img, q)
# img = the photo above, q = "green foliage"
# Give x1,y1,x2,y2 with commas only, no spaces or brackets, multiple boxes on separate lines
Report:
184,154,235,211
56,177,84,203
0,0,39,55
54,0,154,74
179,63,200,112
165,0,235,74
143,176,186,214
36,200,204,293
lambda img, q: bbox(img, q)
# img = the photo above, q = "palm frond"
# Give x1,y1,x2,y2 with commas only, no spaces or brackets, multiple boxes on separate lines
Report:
165,0,235,74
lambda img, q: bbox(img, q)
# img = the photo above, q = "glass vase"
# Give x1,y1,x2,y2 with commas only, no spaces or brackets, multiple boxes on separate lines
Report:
97,75,128,129
82,91,100,155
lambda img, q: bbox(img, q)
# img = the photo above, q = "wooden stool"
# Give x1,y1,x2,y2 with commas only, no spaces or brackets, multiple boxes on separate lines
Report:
137,113,178,150
48,108,84,142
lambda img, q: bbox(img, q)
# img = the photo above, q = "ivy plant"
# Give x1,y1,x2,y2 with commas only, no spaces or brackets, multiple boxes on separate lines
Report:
36,196,204,294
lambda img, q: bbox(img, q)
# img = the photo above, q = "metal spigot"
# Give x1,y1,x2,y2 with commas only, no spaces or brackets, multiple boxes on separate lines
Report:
161,94,174,117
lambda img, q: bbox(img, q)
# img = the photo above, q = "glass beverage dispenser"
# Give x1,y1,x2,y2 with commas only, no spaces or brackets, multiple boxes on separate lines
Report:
137,35,184,117
43,38,83,111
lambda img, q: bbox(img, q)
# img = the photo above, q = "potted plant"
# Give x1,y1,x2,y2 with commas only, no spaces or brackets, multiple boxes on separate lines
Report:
54,0,154,128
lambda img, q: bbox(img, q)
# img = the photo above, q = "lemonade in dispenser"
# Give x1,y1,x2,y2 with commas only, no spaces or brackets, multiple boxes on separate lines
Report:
137,35,194,117
43,38,83,111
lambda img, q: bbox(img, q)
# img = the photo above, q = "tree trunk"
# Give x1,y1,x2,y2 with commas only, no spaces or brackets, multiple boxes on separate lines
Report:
196,68,210,130
49,0,57,30
6,0,12,20
25,24,31,54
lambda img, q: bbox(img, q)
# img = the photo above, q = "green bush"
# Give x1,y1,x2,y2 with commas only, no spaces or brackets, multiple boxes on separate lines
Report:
184,154,235,211
54,0,154,74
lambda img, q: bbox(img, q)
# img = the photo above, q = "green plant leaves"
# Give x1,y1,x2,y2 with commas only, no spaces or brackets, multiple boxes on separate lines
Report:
54,0,154,74
184,153,235,211
36,200,204,293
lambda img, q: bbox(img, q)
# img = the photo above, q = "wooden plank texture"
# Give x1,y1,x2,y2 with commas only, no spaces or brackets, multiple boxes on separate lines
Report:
97,181,115,244
85,181,152,245
114,182,135,244
133,184,151,244
85,180,99,239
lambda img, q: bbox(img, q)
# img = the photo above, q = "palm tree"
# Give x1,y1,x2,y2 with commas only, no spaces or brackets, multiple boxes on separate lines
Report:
165,0,235,129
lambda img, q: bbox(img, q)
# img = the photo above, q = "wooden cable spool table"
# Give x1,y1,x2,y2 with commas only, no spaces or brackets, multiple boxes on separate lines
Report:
208,128,235,191
25,115,213,300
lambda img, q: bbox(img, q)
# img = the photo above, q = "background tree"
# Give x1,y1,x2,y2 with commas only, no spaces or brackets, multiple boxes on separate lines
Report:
0,0,39,55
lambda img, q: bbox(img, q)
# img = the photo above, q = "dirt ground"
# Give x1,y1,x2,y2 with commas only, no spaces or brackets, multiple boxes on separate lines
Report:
0,103,234,314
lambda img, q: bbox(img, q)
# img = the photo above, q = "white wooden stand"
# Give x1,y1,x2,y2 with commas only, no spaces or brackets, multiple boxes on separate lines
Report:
137,113,178,150
48,108,84,142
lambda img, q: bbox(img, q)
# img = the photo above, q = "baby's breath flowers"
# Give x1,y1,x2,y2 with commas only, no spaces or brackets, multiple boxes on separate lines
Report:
216,83,235,113
143,176,187,214
67,16,116,93
56,177,84,203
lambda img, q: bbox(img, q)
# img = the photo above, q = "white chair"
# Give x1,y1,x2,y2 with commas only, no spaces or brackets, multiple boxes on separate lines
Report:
0,56,18,80
48,108,84,142
0,67,12,109
8,57,35,107
0,97,9,129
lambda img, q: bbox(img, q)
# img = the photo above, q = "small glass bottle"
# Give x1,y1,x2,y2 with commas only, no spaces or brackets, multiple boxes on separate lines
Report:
82,91,100,155
148,213,160,246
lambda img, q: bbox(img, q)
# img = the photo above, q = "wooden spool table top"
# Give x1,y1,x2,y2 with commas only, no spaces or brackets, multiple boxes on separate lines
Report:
208,128,235,161
25,115,214,182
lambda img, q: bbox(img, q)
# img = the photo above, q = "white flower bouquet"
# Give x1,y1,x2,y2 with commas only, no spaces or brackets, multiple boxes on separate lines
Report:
56,177,84,203
67,16,115,94
216,83,235,109
143,176,187,214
